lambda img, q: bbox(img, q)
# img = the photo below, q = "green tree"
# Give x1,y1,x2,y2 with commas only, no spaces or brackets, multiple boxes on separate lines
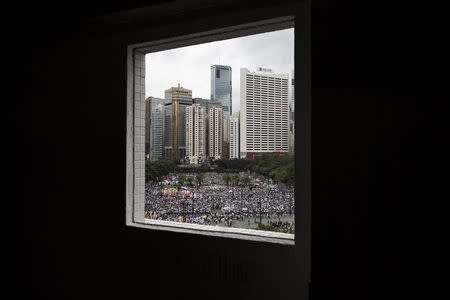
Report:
246,154,293,186
241,175,251,187
145,159,177,183
232,174,241,186
195,173,204,187
223,174,231,186
178,175,186,186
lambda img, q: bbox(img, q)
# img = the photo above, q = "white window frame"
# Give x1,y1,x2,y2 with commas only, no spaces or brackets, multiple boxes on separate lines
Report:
126,15,302,245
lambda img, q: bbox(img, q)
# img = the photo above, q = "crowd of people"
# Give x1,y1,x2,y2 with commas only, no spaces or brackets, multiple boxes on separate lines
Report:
268,221,294,232
144,172,295,231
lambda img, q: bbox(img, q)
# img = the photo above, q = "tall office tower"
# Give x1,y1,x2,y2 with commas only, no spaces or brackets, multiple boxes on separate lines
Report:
192,97,222,155
149,97,165,161
240,67,289,159
230,113,240,159
145,96,165,158
145,97,151,157
209,106,223,160
185,104,207,165
211,65,232,117
222,116,230,159
163,84,193,161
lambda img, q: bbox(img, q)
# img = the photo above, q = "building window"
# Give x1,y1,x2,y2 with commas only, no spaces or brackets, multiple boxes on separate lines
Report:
126,16,305,245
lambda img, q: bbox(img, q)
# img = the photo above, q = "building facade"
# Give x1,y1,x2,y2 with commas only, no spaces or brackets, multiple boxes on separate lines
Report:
192,97,222,112
149,97,165,161
192,97,222,157
289,69,295,157
222,116,230,159
230,113,240,159
211,65,232,117
185,104,207,164
209,106,223,160
163,84,193,161
145,97,151,157
240,68,289,159
290,69,295,111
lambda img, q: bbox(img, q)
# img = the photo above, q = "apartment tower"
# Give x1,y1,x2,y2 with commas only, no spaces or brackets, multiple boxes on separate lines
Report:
222,116,230,159
192,97,222,154
185,104,207,165
230,112,240,159
209,106,223,160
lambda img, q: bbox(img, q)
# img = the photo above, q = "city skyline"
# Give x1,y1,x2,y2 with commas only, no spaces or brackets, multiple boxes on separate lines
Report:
143,30,295,233
145,28,294,115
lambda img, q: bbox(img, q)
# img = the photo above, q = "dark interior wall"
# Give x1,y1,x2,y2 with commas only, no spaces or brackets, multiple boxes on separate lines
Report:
12,0,376,299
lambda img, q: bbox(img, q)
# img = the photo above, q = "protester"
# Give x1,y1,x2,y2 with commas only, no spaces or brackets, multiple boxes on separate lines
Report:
145,172,295,230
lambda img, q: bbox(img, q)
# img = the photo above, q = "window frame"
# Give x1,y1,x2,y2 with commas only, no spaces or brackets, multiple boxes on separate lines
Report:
126,15,307,246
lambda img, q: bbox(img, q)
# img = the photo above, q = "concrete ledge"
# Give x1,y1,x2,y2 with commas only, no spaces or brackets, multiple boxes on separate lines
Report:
130,219,295,245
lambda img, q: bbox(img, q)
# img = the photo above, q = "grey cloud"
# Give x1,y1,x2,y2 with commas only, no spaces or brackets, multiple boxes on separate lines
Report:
146,28,294,114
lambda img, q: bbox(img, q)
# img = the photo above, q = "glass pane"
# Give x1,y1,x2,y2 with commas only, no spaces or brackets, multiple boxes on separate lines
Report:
144,28,295,234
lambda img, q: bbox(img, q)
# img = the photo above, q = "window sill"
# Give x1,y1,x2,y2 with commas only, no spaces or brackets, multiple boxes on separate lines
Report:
128,218,295,245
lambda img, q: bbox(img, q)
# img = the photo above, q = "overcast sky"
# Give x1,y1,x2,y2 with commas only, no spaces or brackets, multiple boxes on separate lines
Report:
145,28,294,115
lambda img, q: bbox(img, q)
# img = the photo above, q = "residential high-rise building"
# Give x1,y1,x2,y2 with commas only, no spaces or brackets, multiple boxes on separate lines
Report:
222,116,230,159
163,84,193,161
209,106,223,160
149,97,165,161
192,97,222,156
192,97,222,112
185,104,207,165
211,65,232,117
230,112,240,159
289,69,295,157
240,68,289,159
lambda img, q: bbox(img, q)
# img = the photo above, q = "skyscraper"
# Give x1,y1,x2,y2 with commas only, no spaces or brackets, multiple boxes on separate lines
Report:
163,84,193,161
230,112,240,159
289,69,295,157
222,116,230,159
209,106,223,160
149,97,165,161
145,97,152,157
192,97,222,112
240,68,289,159
186,104,207,165
192,97,222,157
211,65,232,117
